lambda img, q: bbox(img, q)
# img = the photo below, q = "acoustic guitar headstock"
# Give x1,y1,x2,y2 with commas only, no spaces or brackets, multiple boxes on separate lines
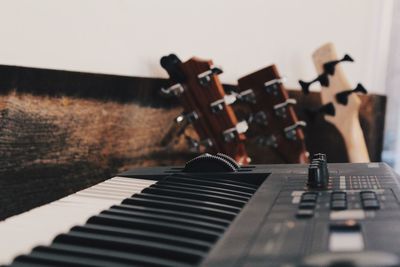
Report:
160,54,250,165
237,65,309,163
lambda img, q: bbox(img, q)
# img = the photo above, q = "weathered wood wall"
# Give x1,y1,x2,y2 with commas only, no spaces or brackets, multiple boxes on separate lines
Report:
0,65,386,220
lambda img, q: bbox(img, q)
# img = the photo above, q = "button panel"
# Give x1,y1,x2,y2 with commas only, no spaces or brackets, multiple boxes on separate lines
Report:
297,193,318,218
331,192,347,210
360,191,380,210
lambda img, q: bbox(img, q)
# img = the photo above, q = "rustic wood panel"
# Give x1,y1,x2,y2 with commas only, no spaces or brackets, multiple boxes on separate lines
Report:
0,92,195,220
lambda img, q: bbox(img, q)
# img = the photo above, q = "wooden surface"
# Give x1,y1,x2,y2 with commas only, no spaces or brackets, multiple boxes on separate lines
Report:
0,64,386,220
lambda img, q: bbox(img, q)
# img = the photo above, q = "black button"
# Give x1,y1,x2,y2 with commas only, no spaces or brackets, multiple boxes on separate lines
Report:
301,193,318,202
363,199,380,210
299,202,316,209
331,200,347,210
360,191,377,200
296,209,314,218
331,192,346,200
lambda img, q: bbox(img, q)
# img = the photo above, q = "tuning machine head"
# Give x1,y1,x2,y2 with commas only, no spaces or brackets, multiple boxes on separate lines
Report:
284,121,307,141
304,103,335,121
236,89,256,104
248,111,268,126
274,98,297,118
264,77,286,96
256,135,278,148
175,111,199,125
335,83,367,105
209,94,237,113
299,53,354,95
323,54,354,75
160,83,184,97
198,66,223,87
185,136,213,152
160,54,186,82
299,73,329,95
222,121,248,142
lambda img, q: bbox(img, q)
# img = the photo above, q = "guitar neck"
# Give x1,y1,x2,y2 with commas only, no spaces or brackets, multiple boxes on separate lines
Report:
337,113,370,163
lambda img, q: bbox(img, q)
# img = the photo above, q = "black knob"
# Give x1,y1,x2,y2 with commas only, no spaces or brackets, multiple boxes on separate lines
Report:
183,153,239,173
308,153,329,189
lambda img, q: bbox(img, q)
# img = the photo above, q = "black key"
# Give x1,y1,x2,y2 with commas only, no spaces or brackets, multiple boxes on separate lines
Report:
162,176,256,194
172,173,259,189
363,199,380,210
331,200,347,210
301,193,318,202
87,214,220,242
53,231,205,264
296,209,314,218
103,208,225,232
113,204,230,226
122,198,236,220
157,180,252,198
10,255,55,267
142,187,246,207
133,193,241,213
32,244,189,267
72,224,212,251
151,183,249,202
331,192,347,200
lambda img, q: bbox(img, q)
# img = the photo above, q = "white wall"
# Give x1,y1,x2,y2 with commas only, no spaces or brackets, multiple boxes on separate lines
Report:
0,0,393,93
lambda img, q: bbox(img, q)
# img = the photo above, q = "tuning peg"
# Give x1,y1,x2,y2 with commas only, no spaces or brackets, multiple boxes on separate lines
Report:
299,73,329,95
248,111,268,126
256,135,278,148
264,77,286,96
160,54,186,83
284,121,307,140
185,136,213,152
160,83,184,96
198,66,223,87
236,89,256,104
274,99,297,118
323,54,354,75
222,121,248,142
210,94,237,113
335,83,368,105
304,102,335,121
175,111,199,125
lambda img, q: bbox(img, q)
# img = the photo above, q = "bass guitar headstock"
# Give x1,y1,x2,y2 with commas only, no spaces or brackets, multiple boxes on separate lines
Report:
160,54,250,165
299,43,369,163
237,65,309,163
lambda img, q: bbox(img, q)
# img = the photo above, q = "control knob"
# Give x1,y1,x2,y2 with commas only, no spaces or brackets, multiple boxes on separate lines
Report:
307,153,329,189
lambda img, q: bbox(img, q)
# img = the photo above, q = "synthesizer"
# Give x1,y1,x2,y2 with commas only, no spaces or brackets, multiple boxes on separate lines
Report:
1,153,400,267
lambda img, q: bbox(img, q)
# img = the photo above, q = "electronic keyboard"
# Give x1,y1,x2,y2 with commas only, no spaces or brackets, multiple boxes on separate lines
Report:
1,153,400,267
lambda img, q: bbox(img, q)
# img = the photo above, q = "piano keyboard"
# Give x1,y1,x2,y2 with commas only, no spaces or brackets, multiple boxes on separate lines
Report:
0,177,155,266
0,173,261,267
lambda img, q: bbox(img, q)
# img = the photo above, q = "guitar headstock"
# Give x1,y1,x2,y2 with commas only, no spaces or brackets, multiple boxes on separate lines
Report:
312,43,361,133
310,43,369,162
237,65,309,163
160,54,250,165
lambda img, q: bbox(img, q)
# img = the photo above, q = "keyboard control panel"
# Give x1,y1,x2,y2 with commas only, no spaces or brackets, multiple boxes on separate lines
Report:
5,153,400,267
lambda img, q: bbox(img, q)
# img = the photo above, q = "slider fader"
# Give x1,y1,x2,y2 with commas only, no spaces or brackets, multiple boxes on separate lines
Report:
5,153,400,267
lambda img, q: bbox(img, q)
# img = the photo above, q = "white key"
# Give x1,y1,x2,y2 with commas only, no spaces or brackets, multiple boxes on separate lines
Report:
0,176,156,265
